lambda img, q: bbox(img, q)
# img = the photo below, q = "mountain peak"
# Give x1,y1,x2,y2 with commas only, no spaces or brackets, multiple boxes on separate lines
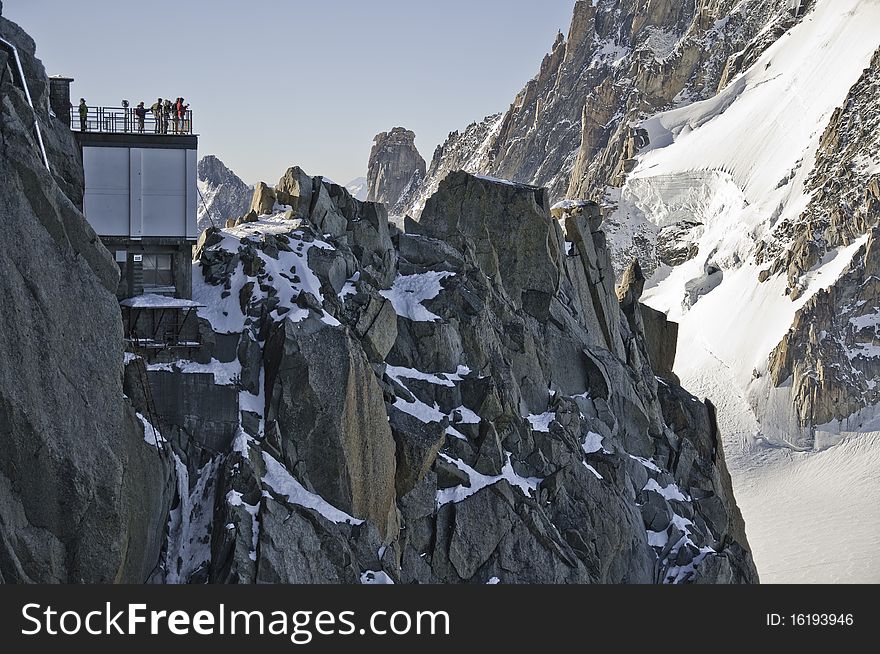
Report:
366,126,426,214
197,155,252,230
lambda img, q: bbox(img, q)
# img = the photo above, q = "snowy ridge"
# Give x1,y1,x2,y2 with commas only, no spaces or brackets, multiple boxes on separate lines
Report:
192,211,339,334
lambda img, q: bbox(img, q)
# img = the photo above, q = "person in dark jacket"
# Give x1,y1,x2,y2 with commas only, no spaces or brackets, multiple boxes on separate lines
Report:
171,97,181,134
162,99,173,134
150,98,163,133
78,98,88,131
134,101,147,133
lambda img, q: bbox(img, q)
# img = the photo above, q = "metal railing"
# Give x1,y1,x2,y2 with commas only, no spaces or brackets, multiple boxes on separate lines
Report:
72,105,194,135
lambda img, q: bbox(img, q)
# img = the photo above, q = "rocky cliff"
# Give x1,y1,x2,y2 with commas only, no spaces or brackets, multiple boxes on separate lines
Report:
335,0,880,580
0,9,173,583
127,166,757,584
197,155,253,233
365,127,426,216
563,0,880,581
399,0,808,218
391,0,878,451
1,5,760,585
755,47,880,445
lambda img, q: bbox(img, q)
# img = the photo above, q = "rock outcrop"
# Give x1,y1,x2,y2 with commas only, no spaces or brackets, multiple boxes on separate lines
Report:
0,10,173,583
2,5,761,585
366,127,426,216
263,319,399,539
197,155,252,232
763,226,880,447
136,166,759,584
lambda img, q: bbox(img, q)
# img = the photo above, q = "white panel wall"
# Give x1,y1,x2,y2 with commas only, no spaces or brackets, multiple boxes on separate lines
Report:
129,149,142,238
82,147,130,236
141,149,186,237
82,145,198,239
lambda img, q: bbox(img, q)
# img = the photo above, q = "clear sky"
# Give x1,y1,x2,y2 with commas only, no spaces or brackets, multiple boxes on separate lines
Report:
3,0,576,185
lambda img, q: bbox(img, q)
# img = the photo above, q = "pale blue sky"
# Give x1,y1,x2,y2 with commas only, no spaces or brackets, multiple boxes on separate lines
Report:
4,0,575,185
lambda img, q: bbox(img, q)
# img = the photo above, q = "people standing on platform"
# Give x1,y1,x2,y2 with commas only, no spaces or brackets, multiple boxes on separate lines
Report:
162,99,173,134
172,97,180,134
134,101,147,133
176,97,189,134
150,98,163,133
78,98,88,131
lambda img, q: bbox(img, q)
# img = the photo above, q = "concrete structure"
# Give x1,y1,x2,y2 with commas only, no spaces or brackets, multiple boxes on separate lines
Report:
55,75,201,354
76,130,198,300
48,75,73,126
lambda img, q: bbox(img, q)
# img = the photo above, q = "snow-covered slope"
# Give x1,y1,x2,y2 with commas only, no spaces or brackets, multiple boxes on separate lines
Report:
609,0,880,582
631,0,880,430
677,347,880,583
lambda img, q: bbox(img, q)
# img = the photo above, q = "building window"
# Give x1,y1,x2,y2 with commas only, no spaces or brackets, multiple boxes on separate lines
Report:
142,254,173,289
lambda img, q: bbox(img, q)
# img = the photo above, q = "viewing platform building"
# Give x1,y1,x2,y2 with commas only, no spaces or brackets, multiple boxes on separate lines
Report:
52,78,202,353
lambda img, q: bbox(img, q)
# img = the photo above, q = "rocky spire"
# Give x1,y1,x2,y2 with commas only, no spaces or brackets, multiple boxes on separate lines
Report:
366,127,426,215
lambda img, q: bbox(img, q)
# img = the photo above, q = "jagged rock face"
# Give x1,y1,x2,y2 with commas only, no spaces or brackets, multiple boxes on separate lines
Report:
417,173,572,320
197,155,252,232
399,0,805,219
366,127,426,215
764,226,880,444
567,0,812,199
263,319,399,539
401,114,502,217
758,47,880,299
0,12,173,582
148,167,759,584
